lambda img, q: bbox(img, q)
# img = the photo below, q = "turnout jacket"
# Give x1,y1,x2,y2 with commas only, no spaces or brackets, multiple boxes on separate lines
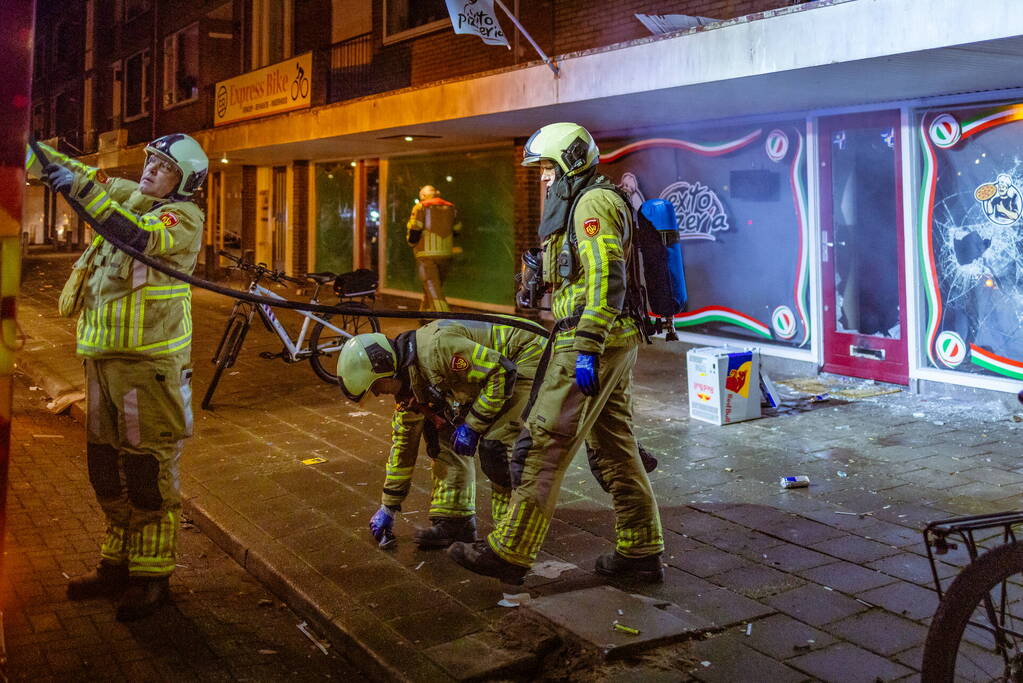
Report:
380,320,544,508
26,142,204,359
542,185,640,354
409,319,544,433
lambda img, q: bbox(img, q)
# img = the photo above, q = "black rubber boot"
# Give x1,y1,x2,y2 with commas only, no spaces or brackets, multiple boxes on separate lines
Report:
67,561,129,601
448,540,528,585
594,551,664,583
413,516,476,549
115,576,170,622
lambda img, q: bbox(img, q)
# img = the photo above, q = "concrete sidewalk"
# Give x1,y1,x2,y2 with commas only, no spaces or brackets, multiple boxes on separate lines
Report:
14,249,1023,681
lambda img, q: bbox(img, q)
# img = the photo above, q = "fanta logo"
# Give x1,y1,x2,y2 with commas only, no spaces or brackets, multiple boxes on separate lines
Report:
660,181,729,241
582,218,600,237
159,212,179,227
697,393,712,402
450,354,469,371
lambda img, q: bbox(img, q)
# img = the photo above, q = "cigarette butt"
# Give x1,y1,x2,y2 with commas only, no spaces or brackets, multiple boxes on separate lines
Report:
612,622,640,635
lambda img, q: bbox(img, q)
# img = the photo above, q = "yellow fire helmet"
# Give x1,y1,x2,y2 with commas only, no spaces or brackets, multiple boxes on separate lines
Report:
522,122,599,177
144,133,209,198
336,332,397,401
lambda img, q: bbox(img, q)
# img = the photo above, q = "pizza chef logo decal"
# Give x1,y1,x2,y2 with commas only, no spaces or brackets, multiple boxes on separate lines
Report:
450,354,470,371
975,174,1022,226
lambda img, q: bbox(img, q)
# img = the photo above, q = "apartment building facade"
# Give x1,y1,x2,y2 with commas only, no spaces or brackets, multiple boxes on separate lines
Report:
26,0,1023,395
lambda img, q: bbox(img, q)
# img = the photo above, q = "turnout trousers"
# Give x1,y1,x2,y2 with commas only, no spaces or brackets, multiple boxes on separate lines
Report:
488,345,663,567
85,356,193,578
416,257,451,313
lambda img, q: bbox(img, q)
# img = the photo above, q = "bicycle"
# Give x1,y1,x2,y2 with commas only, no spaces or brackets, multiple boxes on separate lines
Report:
201,250,379,410
922,391,1023,680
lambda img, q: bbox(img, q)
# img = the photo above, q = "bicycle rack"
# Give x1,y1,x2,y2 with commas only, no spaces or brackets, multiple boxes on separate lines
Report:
924,511,1023,657
924,511,1023,601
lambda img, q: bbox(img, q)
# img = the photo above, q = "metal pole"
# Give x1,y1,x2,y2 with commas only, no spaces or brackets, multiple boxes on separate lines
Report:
0,2,35,681
493,0,559,76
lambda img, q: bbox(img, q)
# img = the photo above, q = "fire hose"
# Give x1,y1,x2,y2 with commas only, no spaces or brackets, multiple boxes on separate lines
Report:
28,139,548,338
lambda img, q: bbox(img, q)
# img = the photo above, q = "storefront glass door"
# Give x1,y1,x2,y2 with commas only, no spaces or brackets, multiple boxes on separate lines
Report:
818,111,908,384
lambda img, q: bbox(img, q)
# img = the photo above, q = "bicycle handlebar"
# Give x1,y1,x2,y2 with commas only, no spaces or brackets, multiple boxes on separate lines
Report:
218,249,306,285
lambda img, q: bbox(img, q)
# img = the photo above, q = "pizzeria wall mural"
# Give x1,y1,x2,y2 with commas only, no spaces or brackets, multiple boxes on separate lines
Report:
599,121,811,347
919,104,1023,380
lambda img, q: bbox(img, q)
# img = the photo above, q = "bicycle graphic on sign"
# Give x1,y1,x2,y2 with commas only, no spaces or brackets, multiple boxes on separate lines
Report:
291,63,309,100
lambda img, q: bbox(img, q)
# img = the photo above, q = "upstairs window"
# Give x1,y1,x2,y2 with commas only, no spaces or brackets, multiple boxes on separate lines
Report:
124,49,150,120
252,0,292,68
383,0,448,43
163,23,199,108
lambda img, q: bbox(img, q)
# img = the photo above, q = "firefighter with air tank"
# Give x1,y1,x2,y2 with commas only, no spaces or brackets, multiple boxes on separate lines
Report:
407,184,460,313
447,122,665,585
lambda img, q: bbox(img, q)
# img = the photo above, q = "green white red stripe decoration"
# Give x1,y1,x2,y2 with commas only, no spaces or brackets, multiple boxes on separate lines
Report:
970,345,1023,380
673,305,772,339
600,130,762,163
788,130,811,347
918,115,943,366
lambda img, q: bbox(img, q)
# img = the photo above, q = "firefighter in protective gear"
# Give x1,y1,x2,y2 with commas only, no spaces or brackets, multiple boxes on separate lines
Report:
406,185,460,313
27,134,208,620
448,123,664,585
337,321,544,549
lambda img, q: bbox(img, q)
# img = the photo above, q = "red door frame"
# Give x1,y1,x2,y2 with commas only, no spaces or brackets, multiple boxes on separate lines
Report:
818,110,909,385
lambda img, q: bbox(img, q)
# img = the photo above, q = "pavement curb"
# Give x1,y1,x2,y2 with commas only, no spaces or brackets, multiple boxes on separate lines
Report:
180,483,453,682
18,355,454,683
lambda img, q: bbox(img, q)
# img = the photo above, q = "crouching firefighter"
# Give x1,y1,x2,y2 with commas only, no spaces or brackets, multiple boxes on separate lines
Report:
335,319,545,549
26,134,208,620
448,122,665,586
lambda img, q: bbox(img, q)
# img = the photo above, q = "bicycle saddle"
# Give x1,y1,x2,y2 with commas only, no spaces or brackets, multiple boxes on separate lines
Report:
304,272,337,285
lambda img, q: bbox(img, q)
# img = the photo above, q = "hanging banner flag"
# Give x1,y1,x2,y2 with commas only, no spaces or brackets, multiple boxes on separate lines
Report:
445,0,510,48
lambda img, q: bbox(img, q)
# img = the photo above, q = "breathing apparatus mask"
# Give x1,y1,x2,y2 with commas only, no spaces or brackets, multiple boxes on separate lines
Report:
515,247,546,309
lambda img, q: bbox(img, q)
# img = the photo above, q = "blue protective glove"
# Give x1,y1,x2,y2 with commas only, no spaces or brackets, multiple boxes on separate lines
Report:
369,505,395,545
43,164,74,194
575,351,600,397
451,423,481,457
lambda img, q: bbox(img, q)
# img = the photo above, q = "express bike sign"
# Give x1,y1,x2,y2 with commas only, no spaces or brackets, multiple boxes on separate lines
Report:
214,52,312,127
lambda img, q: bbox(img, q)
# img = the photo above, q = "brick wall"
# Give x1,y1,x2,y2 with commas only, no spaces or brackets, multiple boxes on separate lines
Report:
292,160,309,276
403,1,554,87
399,0,801,89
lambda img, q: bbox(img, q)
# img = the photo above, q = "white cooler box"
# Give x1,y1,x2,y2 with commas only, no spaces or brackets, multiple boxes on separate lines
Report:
687,347,762,425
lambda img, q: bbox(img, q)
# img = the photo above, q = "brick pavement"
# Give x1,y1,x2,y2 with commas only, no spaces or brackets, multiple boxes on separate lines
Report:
1,371,363,681
11,248,1023,681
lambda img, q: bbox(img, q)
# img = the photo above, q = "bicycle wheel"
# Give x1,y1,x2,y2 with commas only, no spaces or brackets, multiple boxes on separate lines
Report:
201,315,250,410
308,305,380,384
922,541,1023,681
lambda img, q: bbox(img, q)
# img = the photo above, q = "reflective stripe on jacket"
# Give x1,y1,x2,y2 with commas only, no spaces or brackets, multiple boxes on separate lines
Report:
410,319,544,433
544,186,639,354
28,142,204,359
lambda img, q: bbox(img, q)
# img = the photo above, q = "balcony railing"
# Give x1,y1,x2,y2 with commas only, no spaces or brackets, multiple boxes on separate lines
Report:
326,33,411,104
